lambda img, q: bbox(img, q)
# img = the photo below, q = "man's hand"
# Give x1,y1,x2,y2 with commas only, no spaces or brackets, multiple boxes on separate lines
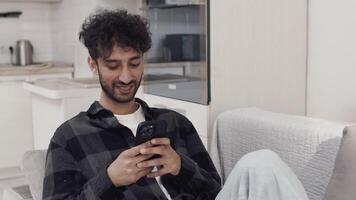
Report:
137,138,181,178
107,141,154,187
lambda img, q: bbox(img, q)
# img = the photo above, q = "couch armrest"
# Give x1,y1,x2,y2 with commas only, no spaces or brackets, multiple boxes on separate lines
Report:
324,126,356,200
21,150,47,200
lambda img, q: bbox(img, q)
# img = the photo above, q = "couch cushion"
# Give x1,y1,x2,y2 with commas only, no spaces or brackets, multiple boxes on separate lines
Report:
21,150,47,200
324,126,356,200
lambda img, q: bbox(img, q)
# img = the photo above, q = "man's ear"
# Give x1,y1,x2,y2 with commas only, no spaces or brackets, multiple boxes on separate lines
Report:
88,57,98,74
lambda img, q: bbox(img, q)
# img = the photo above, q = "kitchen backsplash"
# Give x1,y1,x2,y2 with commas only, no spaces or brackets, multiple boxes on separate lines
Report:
0,0,141,77
0,2,53,64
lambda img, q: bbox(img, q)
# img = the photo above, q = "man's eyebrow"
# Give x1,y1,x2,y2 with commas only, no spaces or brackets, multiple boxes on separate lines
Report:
129,56,142,61
103,59,119,63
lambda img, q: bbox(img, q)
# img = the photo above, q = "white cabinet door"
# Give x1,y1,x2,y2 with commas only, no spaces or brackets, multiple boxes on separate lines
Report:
32,93,100,150
0,81,33,168
0,72,72,168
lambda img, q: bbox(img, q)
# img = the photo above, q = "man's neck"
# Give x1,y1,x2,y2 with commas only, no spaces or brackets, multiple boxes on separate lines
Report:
99,92,139,115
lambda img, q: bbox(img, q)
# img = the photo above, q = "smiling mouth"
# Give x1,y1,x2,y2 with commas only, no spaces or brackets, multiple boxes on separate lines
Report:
114,84,134,95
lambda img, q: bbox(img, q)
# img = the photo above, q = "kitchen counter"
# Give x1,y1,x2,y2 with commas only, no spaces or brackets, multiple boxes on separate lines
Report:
24,78,208,149
0,62,73,76
23,78,103,149
24,78,146,149
0,63,73,168
23,78,101,99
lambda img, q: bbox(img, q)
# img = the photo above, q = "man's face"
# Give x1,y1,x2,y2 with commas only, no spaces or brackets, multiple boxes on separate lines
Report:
92,46,144,103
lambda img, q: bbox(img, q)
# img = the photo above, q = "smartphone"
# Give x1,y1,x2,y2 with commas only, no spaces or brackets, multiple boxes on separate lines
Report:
135,120,167,145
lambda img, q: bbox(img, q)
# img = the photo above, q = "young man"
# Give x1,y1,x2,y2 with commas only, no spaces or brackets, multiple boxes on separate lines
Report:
43,9,310,200
42,9,221,200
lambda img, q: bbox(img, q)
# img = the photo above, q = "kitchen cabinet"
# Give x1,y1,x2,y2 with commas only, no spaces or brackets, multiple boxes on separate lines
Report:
23,78,100,150
24,75,210,149
24,78,145,150
0,63,73,168
0,81,33,169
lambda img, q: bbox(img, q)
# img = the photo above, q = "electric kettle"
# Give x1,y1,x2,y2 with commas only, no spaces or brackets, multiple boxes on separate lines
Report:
10,40,34,66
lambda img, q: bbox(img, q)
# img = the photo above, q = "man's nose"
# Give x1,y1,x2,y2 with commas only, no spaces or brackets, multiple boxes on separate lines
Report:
119,66,132,84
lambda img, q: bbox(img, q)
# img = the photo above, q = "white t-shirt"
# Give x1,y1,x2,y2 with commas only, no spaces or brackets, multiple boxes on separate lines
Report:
115,104,172,200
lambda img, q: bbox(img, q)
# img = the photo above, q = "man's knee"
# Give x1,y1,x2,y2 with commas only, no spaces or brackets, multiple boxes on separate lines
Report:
236,149,282,171
222,150,284,196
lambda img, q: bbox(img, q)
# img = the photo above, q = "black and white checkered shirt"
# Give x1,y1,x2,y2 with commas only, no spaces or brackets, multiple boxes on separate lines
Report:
43,98,221,200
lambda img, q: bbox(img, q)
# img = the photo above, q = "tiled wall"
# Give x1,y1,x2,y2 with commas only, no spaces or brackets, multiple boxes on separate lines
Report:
0,0,141,77
50,0,142,77
0,2,53,64
50,0,95,77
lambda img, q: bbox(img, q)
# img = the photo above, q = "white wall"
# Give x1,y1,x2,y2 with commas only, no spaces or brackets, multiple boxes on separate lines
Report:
307,0,356,123
209,0,308,133
0,2,53,64
50,0,141,78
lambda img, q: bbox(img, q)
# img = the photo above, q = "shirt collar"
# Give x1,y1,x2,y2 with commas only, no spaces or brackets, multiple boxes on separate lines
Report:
87,98,154,120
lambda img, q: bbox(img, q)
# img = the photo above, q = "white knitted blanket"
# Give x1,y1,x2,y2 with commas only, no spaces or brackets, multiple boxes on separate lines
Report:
210,108,347,200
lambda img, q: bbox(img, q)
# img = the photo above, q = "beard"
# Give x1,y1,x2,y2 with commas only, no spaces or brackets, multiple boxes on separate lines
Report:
97,69,142,104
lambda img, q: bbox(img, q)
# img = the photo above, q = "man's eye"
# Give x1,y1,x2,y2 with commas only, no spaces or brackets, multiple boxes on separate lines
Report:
107,64,118,69
130,63,140,67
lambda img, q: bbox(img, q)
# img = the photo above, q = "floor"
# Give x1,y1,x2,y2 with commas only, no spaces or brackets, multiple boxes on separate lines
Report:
0,176,28,200
0,167,28,200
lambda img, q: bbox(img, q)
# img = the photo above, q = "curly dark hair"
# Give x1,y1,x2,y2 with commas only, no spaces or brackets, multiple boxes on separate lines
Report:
79,9,151,60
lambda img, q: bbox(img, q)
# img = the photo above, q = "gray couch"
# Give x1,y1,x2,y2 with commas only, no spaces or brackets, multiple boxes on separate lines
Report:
21,150,46,200
210,108,356,200
21,108,356,200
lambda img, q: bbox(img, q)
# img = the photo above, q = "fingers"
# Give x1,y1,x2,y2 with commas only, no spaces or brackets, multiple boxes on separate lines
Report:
151,137,170,145
136,167,154,179
122,140,153,157
140,145,168,155
134,154,155,163
122,138,169,157
137,157,164,168
146,167,170,178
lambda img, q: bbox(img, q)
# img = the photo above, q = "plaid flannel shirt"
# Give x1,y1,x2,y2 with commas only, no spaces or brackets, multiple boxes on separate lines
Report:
43,98,221,200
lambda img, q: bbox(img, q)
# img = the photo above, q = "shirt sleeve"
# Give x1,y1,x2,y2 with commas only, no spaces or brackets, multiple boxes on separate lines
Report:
42,126,122,200
162,116,222,200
